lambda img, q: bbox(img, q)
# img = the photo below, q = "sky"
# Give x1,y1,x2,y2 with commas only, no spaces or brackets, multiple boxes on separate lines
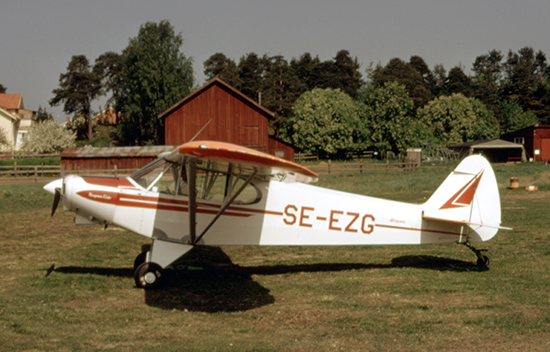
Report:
2,0,550,121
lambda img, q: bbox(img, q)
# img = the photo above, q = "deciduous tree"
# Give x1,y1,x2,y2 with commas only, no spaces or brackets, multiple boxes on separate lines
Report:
20,120,76,154
282,88,366,157
117,20,194,145
363,81,422,155
417,93,499,146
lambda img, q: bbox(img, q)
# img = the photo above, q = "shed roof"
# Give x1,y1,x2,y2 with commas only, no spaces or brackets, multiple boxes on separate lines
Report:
61,145,177,159
449,139,525,149
159,77,275,120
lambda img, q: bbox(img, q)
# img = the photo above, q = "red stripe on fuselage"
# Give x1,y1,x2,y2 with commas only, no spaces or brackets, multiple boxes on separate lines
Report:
76,190,253,217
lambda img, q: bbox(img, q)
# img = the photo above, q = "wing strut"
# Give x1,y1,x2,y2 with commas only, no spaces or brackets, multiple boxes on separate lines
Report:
187,160,198,244
191,167,258,245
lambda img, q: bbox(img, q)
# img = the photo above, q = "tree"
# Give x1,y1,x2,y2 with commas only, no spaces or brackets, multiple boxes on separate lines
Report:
290,52,321,94
417,93,499,146
204,53,241,89
94,51,123,106
500,100,539,133
34,106,53,123
370,58,432,109
0,126,9,149
472,50,503,120
20,120,76,154
363,81,423,155
502,47,550,122
238,52,269,101
0,84,6,93
260,55,301,133
330,50,364,98
409,55,437,96
281,88,366,157
117,20,194,145
50,55,102,141
443,65,473,97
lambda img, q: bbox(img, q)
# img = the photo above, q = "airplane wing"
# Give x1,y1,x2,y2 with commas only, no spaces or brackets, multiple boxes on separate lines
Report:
177,140,318,183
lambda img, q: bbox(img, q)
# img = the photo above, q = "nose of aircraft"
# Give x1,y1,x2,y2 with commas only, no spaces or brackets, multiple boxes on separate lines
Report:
44,178,63,195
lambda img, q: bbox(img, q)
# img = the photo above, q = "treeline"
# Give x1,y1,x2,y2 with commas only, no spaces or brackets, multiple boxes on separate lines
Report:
206,47,550,131
31,20,550,156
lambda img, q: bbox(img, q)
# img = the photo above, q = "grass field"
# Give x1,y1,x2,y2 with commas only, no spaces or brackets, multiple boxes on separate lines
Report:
1,161,549,351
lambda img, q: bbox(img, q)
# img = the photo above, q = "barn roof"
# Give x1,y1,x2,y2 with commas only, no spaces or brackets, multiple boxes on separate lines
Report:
159,77,275,120
61,145,177,159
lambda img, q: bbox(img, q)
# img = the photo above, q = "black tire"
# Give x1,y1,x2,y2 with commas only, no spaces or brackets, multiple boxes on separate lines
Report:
134,262,163,289
133,251,148,271
476,255,490,267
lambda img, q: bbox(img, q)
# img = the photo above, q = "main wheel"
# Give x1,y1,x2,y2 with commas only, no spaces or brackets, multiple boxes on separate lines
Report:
134,262,163,289
133,251,148,271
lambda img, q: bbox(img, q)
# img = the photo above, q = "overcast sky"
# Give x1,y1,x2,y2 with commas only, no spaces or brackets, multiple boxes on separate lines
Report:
2,0,549,121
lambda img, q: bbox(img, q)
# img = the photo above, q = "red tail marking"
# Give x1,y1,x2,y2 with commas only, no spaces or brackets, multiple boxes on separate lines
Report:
439,170,484,210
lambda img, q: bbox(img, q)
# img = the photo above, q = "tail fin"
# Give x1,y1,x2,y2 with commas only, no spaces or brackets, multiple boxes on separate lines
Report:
422,155,505,242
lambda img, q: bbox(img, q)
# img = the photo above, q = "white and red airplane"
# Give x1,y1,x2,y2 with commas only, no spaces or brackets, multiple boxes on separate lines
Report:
44,141,508,289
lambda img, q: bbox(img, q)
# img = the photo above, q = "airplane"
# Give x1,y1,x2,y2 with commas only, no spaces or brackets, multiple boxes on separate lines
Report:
44,140,508,289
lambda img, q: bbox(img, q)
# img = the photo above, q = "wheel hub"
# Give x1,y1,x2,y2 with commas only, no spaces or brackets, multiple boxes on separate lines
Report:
144,272,157,284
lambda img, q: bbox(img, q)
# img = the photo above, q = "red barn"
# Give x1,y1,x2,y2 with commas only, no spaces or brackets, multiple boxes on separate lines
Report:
501,125,550,161
159,78,295,160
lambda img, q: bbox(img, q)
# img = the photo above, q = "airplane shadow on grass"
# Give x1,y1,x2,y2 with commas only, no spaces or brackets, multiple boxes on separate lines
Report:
53,246,487,313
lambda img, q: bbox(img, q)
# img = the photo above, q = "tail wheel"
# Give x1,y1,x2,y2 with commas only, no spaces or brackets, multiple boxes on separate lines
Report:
134,262,163,289
476,255,490,267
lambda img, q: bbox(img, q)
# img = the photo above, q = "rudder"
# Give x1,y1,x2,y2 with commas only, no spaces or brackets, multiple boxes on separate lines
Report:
422,155,502,242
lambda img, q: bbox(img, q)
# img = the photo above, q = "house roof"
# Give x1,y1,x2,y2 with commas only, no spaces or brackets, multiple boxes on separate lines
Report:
0,94,23,110
159,77,275,119
0,106,18,122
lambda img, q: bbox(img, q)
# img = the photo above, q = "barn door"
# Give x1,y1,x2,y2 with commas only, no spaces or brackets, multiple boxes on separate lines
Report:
541,138,550,161
239,112,260,147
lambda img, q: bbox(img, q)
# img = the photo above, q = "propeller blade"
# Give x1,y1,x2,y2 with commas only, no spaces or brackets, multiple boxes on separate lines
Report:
51,188,61,217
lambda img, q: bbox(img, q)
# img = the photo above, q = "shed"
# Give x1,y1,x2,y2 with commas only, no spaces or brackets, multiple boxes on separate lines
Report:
501,125,550,161
61,146,176,172
448,139,527,163
159,77,295,161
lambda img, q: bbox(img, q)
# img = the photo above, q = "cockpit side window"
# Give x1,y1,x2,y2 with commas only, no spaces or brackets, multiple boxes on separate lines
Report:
130,157,262,204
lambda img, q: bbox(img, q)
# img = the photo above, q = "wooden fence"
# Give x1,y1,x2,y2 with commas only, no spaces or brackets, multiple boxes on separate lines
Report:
0,165,139,183
0,159,418,183
308,160,419,175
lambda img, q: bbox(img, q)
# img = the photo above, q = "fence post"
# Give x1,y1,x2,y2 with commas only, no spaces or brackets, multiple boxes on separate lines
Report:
328,160,331,175
114,165,118,177
34,166,38,183
14,161,17,178
360,159,363,173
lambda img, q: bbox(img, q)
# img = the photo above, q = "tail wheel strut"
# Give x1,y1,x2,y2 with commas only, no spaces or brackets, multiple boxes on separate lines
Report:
462,242,490,267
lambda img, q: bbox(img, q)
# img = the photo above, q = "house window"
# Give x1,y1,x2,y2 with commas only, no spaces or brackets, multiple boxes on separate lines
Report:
514,137,525,145
16,130,28,145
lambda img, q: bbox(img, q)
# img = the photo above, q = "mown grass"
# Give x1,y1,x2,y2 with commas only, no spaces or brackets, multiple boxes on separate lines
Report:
1,162,549,351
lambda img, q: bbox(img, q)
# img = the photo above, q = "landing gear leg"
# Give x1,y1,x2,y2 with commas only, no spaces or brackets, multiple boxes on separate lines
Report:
463,242,490,267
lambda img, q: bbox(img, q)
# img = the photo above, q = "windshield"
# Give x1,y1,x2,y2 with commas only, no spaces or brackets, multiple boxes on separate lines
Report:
130,156,262,204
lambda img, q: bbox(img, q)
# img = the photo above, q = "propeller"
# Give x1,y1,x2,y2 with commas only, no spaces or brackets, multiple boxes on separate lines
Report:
51,188,61,217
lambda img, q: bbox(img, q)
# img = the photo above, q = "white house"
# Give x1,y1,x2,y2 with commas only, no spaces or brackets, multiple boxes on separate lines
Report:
0,94,34,152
